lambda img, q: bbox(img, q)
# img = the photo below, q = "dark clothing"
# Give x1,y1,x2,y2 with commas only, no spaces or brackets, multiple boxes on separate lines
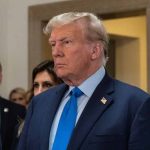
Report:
18,74,150,150
0,96,26,150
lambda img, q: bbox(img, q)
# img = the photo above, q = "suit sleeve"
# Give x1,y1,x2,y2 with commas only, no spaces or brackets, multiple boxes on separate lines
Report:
17,99,34,150
128,97,150,150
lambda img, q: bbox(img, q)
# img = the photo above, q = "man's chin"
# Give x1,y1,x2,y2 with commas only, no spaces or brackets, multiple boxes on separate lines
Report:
56,72,66,79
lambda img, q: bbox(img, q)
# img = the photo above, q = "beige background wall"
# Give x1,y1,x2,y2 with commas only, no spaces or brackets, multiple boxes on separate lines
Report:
104,16,147,90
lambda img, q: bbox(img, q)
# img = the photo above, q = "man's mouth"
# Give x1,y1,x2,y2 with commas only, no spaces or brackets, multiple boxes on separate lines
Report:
55,63,65,68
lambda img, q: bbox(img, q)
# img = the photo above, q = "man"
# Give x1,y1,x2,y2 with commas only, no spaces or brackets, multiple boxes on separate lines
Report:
18,12,150,150
0,62,26,150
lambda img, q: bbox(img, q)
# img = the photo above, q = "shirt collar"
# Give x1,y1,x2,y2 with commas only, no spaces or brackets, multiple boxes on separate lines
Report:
78,66,105,97
64,66,105,98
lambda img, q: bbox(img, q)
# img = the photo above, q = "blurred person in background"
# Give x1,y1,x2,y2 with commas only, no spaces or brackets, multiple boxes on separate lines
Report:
24,89,33,107
0,62,26,150
32,59,63,96
9,88,27,108
9,87,27,150
25,59,63,102
11,60,62,150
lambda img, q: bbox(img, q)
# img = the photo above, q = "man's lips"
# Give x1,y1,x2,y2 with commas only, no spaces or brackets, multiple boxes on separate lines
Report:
55,64,65,68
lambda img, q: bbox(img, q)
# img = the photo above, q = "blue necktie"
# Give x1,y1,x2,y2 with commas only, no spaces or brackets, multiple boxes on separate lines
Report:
52,87,83,150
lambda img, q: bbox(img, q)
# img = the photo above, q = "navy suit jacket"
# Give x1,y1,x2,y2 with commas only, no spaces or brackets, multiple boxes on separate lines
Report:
0,96,26,150
18,74,150,150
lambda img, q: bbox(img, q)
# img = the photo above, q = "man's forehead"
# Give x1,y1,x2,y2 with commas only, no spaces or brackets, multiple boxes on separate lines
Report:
49,36,72,42
49,28,76,42
51,22,81,34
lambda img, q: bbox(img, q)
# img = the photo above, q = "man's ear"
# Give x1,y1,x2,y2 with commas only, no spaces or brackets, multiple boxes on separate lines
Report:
91,43,103,60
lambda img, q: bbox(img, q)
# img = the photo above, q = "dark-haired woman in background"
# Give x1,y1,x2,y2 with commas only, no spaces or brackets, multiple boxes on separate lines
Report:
32,60,63,96
11,60,63,150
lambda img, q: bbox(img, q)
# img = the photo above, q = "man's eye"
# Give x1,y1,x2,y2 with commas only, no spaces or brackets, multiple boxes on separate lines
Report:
51,43,56,47
65,40,72,44
64,40,70,44
63,40,72,45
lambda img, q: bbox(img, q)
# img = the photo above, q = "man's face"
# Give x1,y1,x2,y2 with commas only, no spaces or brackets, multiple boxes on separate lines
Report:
49,23,98,85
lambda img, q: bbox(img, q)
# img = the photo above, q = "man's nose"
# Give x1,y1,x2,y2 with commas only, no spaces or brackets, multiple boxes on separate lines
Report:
52,43,63,57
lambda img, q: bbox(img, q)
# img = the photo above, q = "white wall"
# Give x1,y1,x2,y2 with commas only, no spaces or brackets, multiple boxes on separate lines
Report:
0,0,9,98
0,0,68,98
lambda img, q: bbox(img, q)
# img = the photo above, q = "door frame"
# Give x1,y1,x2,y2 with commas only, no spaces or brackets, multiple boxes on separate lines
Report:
28,0,150,92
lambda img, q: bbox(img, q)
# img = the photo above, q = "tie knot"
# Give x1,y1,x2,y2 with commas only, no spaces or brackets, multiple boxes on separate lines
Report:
71,87,83,98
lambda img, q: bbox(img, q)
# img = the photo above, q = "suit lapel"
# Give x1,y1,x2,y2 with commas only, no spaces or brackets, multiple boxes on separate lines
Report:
68,74,114,150
39,84,69,150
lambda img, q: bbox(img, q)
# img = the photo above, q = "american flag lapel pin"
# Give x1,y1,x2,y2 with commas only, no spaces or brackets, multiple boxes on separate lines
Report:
100,97,107,104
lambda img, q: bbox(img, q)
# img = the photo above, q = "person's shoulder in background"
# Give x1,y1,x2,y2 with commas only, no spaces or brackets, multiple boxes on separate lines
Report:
0,96,26,150
0,96,26,119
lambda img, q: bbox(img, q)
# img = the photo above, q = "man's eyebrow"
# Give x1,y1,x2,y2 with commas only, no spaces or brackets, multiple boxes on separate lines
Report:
60,37,68,42
49,37,69,43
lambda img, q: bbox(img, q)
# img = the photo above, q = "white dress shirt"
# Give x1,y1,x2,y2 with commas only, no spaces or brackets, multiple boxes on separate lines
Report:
49,66,105,150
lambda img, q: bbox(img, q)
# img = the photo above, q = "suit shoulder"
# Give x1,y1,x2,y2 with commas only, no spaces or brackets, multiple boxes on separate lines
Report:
0,96,24,107
0,96,16,107
0,96,26,118
114,79,150,98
